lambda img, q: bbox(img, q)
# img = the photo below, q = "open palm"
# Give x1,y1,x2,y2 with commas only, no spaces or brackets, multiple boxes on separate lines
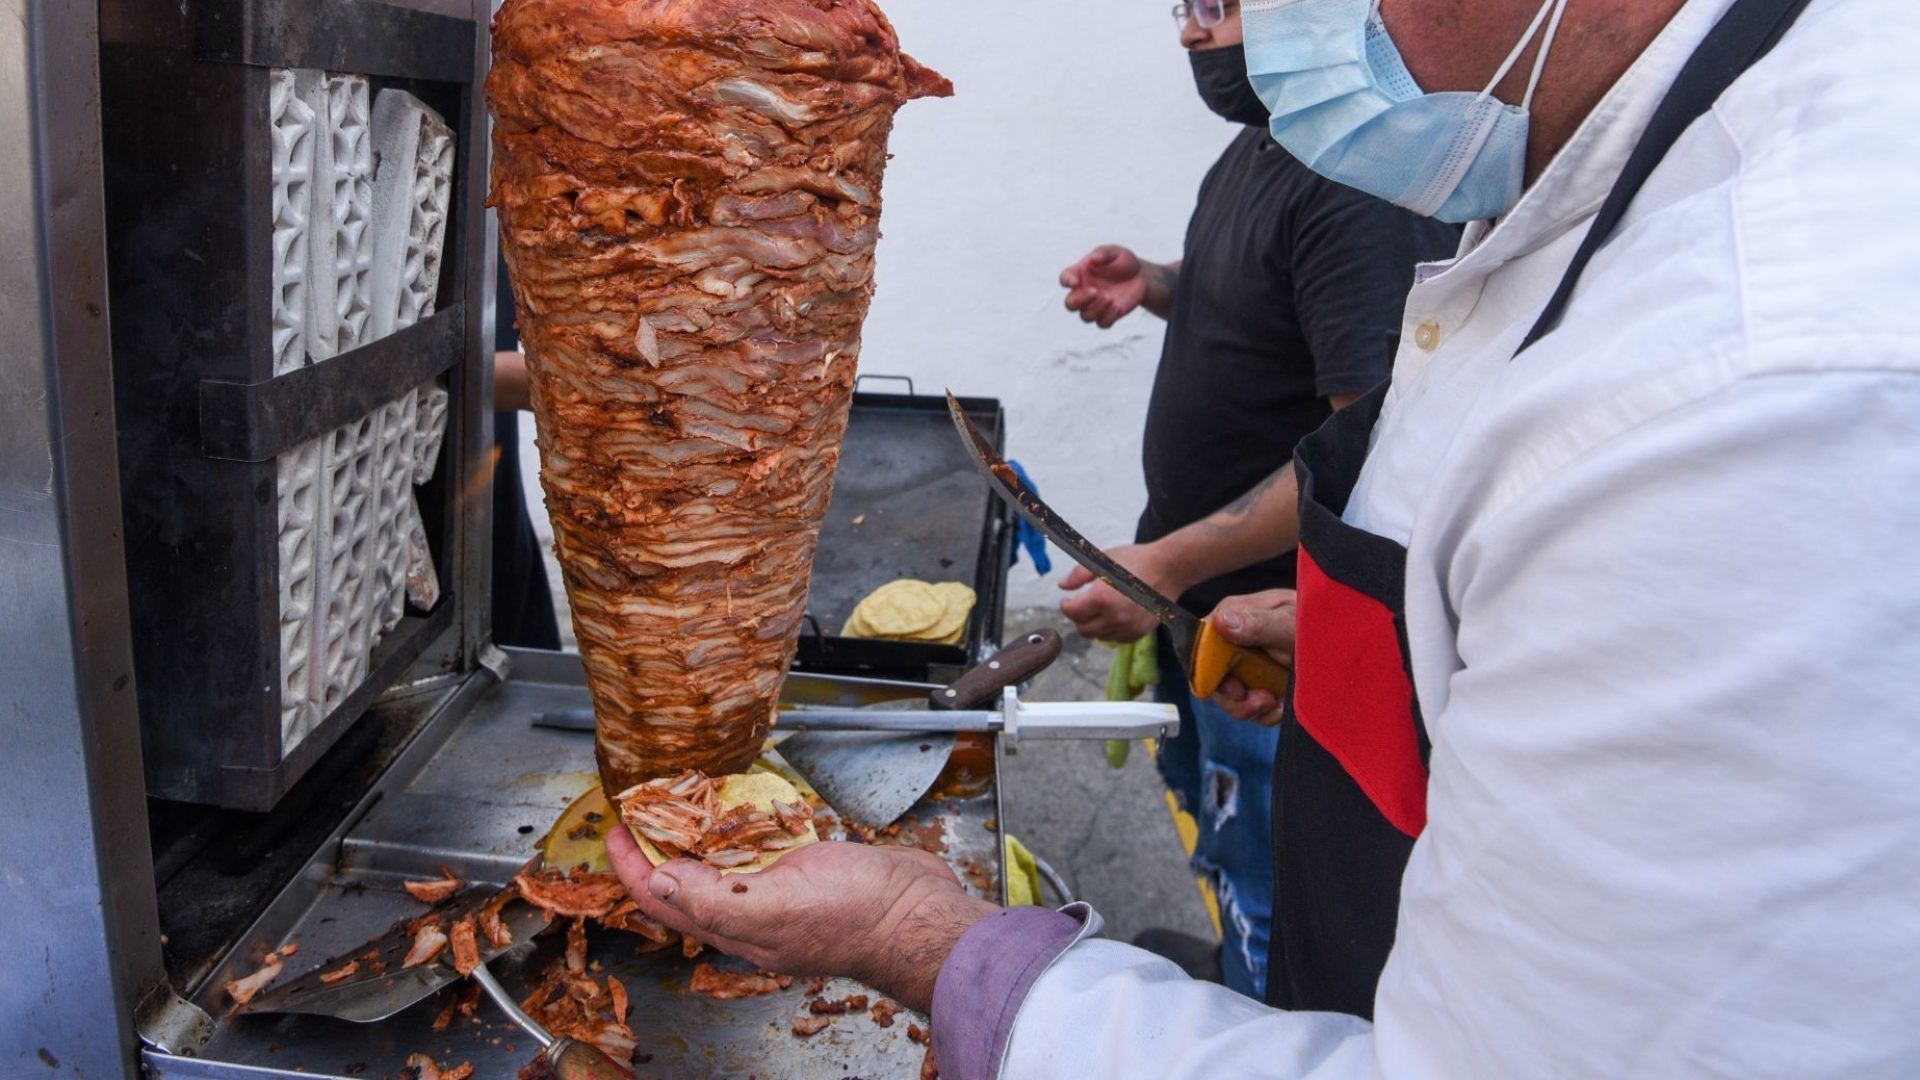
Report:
1060,244,1148,328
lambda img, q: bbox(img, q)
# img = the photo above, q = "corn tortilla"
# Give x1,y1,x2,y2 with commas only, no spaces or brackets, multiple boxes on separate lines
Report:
841,579,976,645
842,579,945,637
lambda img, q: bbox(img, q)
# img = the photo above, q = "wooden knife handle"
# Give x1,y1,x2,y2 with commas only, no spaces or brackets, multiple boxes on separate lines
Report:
930,630,1064,710
1189,620,1292,702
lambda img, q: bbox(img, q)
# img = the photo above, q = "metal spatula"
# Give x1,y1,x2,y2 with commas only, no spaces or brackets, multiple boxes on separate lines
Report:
773,631,1063,829
237,886,551,1022
771,729,957,832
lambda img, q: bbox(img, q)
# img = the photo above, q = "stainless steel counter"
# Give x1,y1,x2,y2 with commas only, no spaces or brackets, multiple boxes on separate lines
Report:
146,650,1002,1079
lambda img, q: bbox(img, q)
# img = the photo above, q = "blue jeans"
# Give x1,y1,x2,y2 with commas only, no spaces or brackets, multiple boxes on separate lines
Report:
1157,677,1279,999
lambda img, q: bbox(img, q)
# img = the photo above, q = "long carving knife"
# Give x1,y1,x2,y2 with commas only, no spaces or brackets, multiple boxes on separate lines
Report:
945,391,1292,702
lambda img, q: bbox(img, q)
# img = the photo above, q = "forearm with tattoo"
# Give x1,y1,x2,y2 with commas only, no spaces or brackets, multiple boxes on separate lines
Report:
1151,463,1302,598
1144,393,1361,594
1142,260,1182,320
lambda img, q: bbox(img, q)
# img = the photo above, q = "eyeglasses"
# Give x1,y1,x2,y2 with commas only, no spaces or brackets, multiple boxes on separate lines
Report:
1171,0,1237,28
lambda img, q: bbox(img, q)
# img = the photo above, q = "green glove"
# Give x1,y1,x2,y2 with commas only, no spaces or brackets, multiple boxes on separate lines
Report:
1103,634,1161,767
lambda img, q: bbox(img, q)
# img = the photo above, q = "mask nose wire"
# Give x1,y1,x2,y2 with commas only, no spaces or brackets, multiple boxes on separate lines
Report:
1474,0,1573,108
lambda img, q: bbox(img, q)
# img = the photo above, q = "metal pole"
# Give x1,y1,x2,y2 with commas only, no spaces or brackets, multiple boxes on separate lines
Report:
0,0,191,1073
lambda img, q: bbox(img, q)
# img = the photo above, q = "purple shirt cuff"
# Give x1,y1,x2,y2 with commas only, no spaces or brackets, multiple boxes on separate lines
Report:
931,903,1092,1080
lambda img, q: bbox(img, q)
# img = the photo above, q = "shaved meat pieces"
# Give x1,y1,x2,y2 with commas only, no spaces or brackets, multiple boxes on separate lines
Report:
616,771,812,868
774,798,813,835
616,771,719,854
318,960,360,985
870,998,902,1028
809,993,869,1014
565,917,590,974
514,867,630,920
792,1014,832,1038
449,916,481,977
521,958,638,1068
489,0,950,789
224,952,284,1005
477,884,518,949
403,921,449,969
603,899,673,944
608,975,630,1026
404,870,463,905
687,963,784,1000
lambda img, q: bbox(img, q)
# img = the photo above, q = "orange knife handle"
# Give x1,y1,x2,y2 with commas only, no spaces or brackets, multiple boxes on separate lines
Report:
1188,620,1292,702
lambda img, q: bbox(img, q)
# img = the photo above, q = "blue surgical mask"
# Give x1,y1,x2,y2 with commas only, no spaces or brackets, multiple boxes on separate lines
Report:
1242,0,1570,223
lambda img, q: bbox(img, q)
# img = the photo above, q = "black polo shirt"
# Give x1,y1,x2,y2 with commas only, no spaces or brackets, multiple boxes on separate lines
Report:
1136,126,1460,613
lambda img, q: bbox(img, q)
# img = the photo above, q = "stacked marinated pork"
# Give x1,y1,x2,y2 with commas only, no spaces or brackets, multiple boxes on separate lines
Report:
489,0,948,791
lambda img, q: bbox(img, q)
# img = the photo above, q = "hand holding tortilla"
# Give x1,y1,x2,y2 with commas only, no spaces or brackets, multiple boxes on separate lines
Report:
604,824,993,1013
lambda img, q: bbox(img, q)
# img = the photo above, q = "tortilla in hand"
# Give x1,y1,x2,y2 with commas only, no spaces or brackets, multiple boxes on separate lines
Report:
618,771,819,875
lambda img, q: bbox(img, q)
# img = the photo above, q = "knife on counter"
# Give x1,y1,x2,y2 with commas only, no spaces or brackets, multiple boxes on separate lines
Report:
530,631,1177,828
945,390,1292,704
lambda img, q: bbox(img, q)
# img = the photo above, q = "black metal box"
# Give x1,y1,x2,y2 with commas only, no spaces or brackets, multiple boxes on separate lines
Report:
792,386,1014,684
99,0,491,809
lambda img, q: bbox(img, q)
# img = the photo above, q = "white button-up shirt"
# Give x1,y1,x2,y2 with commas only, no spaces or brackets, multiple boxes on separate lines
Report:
987,0,1920,1074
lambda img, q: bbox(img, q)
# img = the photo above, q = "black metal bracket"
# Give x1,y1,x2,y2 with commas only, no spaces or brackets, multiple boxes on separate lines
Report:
193,0,477,84
198,303,464,462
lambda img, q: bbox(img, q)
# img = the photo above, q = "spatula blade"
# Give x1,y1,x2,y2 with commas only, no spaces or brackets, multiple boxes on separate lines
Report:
777,730,956,831
238,890,550,1022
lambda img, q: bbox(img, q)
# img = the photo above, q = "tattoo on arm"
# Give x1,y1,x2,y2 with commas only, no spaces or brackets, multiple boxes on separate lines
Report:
1142,260,1181,320
1203,463,1289,535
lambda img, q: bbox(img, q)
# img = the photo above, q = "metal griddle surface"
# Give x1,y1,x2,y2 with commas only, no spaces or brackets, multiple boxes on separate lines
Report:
147,655,1002,1080
805,393,1002,633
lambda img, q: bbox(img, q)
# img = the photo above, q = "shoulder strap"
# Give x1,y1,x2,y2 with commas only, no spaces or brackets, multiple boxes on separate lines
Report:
1516,0,1816,356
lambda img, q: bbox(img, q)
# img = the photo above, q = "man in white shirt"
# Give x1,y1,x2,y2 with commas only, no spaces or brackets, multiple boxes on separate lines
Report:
606,0,1920,1074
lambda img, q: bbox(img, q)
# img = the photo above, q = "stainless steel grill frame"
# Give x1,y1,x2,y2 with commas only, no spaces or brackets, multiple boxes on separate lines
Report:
1,0,494,1071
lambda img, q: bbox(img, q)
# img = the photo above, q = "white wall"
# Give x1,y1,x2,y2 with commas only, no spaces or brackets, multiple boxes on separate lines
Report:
858,1,1232,606
520,1,1232,610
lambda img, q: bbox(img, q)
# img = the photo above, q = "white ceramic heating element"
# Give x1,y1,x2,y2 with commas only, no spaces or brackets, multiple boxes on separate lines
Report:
269,75,456,753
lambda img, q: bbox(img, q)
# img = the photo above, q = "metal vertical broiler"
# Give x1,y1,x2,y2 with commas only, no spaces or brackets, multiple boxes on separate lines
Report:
0,1,1170,1075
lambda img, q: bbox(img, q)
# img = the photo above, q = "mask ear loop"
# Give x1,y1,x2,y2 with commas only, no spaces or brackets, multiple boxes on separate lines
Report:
1475,0,1573,108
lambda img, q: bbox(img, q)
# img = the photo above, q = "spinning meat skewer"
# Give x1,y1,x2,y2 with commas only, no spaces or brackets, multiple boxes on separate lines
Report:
489,0,950,789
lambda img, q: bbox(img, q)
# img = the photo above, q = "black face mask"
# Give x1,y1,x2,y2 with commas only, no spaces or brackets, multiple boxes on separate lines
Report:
1190,44,1271,127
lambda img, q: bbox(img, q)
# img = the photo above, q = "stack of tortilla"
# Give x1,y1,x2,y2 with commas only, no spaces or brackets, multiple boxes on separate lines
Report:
840,580,977,646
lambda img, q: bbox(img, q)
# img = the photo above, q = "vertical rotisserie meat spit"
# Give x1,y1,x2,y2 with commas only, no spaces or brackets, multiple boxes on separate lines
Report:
489,0,949,789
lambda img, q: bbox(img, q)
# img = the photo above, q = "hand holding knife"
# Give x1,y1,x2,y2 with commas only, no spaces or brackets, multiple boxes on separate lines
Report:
946,392,1293,706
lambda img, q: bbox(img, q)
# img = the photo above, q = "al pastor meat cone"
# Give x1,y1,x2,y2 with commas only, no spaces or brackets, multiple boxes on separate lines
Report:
488,0,949,789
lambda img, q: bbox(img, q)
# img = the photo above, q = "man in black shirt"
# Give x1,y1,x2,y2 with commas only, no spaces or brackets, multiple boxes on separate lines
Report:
1057,0,1458,998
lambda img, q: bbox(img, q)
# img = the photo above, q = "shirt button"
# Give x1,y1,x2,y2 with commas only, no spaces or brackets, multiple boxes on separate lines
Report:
1414,321,1442,351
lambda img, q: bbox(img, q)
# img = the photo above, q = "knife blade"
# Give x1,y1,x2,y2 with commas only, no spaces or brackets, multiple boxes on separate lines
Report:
537,701,1173,739
946,390,1291,702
